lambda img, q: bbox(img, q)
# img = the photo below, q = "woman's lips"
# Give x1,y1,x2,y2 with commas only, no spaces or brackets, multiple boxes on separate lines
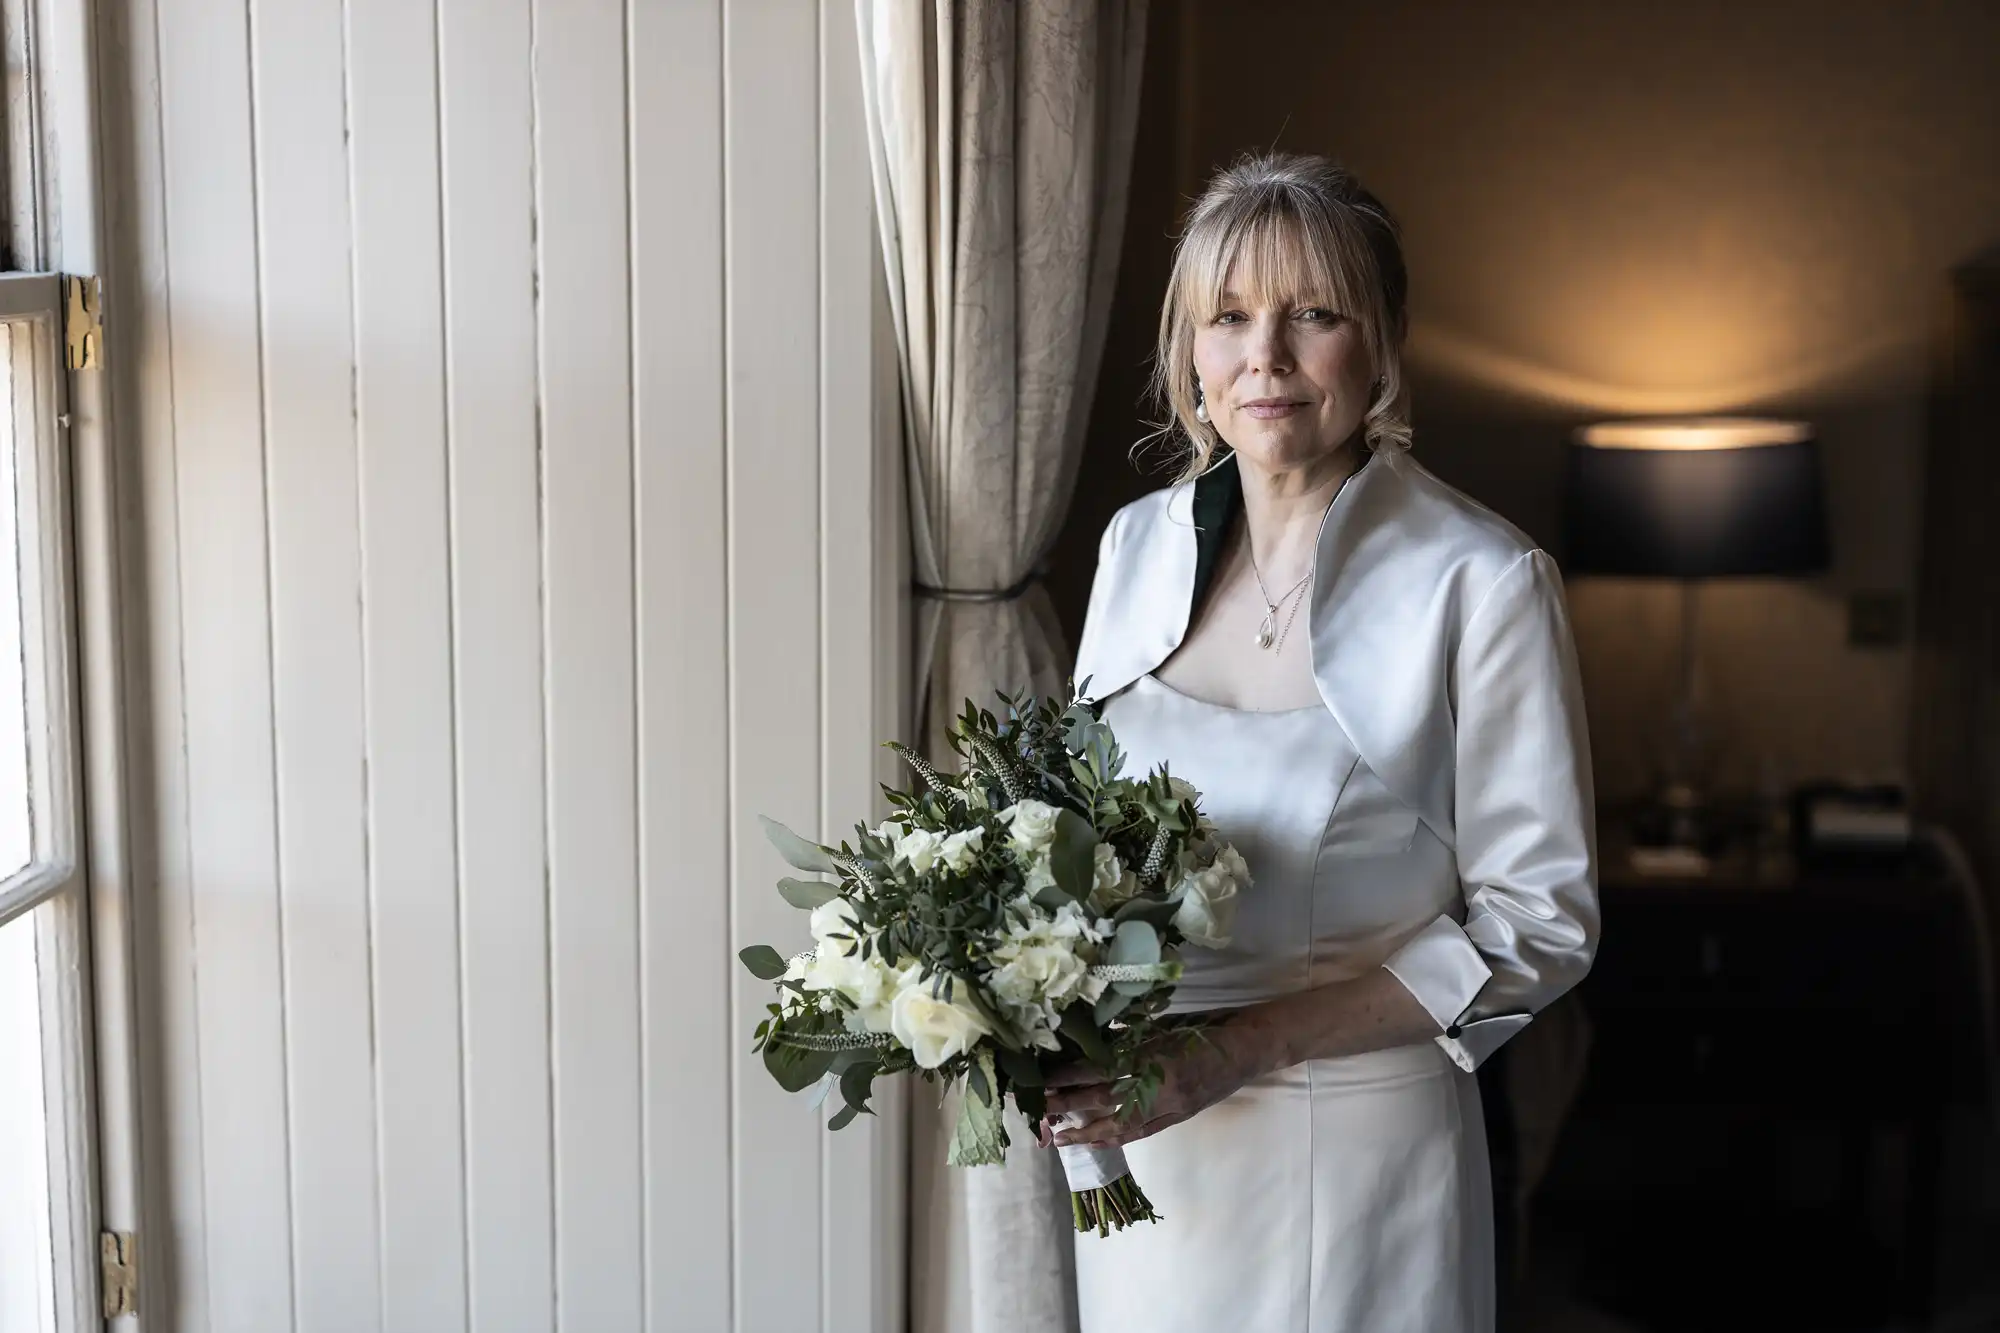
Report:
1240,400,1306,419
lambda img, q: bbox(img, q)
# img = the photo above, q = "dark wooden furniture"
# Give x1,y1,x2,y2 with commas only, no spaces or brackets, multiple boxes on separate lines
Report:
1532,849,1984,1331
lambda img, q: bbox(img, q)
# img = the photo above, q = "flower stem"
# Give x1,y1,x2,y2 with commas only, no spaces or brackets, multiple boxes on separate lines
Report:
1069,1177,1161,1235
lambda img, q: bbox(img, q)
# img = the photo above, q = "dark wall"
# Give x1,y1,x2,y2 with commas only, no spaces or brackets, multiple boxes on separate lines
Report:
1054,0,2000,802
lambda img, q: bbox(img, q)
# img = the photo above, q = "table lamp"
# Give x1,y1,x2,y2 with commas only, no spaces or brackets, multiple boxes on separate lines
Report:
1563,417,1831,849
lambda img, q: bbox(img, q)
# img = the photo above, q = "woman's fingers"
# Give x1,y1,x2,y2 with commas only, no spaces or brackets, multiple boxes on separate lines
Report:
1050,1107,1188,1150
1051,1112,1125,1147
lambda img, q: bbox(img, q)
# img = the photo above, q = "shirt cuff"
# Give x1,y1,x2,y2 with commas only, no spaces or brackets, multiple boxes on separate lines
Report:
1432,1013,1530,1073
1383,913,1500,1072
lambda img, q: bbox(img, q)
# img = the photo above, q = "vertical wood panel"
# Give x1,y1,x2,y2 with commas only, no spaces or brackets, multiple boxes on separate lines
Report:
629,1,731,1328
531,1,642,1328
816,5,904,1320
155,0,297,1325
348,0,471,1329
725,3,824,1329
249,0,383,1327
817,4,899,1331
105,0,211,1320
437,2,554,1329
111,1,902,1325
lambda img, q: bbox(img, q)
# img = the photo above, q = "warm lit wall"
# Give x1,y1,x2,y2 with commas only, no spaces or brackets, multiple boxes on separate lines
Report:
1054,0,2000,802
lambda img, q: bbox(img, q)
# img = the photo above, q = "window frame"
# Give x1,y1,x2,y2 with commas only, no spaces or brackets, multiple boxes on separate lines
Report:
0,269,99,1333
0,0,142,1324
0,271,80,928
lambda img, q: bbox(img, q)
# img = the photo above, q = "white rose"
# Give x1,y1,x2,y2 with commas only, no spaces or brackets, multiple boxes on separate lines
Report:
1086,841,1138,914
889,968,991,1069
1211,843,1251,889
1170,845,1247,949
829,953,905,1034
939,826,985,874
870,818,908,846
808,896,861,956
999,799,1062,858
894,826,948,874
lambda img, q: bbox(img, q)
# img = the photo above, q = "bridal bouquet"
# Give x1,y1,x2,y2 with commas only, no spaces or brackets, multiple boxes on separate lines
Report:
738,687,1250,1233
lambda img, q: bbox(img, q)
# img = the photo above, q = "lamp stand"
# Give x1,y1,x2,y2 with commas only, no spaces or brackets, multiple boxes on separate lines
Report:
1659,579,1708,848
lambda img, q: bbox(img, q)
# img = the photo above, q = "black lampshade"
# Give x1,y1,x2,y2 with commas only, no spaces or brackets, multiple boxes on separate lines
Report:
1562,419,1831,578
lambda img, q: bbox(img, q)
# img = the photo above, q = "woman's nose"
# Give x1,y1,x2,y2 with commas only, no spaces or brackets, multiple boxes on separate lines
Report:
1248,316,1294,376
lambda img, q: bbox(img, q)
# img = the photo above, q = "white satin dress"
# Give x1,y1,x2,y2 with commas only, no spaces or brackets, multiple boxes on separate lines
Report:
1072,670,1494,1333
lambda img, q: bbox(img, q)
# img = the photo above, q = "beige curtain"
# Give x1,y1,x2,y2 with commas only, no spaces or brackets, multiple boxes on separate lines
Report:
857,2,1147,1329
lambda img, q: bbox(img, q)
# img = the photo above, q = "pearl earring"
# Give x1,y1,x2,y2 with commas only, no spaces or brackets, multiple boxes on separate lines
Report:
1193,384,1209,424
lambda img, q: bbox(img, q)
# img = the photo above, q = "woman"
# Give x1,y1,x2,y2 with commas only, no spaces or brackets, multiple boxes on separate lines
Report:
1043,152,1598,1331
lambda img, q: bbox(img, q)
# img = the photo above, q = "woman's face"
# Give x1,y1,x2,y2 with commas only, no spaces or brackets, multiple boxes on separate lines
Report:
1191,258,1374,472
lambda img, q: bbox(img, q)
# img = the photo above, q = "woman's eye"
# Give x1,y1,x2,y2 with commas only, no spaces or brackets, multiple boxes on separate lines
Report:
1212,310,1245,325
1298,307,1340,323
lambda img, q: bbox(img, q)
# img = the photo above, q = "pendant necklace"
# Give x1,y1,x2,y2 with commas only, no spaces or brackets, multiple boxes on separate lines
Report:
1249,560,1310,651
1246,461,1361,654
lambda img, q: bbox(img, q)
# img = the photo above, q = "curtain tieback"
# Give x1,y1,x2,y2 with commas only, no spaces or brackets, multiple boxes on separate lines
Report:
914,563,1046,604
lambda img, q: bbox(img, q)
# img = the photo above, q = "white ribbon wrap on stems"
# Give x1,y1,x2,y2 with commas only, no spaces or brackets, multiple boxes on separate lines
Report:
1054,1115,1130,1191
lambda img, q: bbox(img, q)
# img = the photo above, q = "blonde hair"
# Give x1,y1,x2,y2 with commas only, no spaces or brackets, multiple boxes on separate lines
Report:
1149,152,1412,485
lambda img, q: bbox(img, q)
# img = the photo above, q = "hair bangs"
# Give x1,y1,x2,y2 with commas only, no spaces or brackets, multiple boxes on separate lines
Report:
1182,203,1371,329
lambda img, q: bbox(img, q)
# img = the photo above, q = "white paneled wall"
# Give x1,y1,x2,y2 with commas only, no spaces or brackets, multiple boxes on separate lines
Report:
98,1,904,1329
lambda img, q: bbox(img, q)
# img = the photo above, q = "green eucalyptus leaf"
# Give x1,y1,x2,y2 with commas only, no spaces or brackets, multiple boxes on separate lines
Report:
765,1040,835,1094
1031,884,1076,913
1112,894,1181,931
738,945,788,980
1093,987,1138,1024
1108,919,1160,965
946,1054,1009,1166
829,1048,875,1075
1058,1003,1112,1070
828,1103,860,1131
967,1057,991,1107
1049,809,1098,901
759,814,838,875
839,1061,878,1115
778,877,839,911
1108,919,1164,996
994,1044,1045,1091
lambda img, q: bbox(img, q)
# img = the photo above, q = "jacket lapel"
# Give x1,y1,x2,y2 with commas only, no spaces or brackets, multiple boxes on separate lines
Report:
1077,447,1459,846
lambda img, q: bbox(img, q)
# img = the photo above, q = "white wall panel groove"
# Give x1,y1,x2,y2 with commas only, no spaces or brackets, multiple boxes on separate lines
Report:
346,0,469,1329
628,0,731,1329
101,0,900,1329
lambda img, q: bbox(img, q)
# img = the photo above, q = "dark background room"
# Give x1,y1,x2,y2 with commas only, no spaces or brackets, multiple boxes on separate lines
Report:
1047,3,2000,1330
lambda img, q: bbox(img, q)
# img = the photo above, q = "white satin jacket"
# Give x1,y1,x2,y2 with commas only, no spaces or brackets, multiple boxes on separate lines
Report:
1072,447,1599,1071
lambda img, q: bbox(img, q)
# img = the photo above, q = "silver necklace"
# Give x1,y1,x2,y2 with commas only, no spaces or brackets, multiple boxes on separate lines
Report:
1249,555,1310,651
1247,465,1359,653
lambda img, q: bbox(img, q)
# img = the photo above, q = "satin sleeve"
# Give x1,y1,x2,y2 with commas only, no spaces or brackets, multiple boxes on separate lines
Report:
1382,548,1600,1072
1070,507,1126,699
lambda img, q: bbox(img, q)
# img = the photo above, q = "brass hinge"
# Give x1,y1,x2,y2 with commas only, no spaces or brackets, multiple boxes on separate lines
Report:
101,1230,137,1317
65,274,102,371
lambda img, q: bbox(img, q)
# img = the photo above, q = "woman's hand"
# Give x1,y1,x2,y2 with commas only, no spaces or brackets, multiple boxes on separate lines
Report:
1038,1022,1270,1150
